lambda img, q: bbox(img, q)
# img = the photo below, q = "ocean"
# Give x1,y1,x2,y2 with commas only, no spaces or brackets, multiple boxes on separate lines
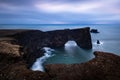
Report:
0,24,120,64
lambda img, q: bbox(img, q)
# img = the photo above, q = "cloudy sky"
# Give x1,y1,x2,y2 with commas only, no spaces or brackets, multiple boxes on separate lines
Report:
0,0,120,24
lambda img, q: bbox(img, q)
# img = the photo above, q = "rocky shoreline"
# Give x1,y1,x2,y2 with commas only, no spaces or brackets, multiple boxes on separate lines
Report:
11,27,92,68
0,28,120,80
0,49,120,80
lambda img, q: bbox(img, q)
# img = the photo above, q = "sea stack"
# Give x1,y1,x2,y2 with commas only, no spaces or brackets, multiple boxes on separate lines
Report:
97,40,100,44
90,29,99,33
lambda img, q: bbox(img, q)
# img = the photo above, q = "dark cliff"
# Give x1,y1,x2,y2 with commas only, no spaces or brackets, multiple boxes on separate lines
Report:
13,27,92,49
12,27,92,67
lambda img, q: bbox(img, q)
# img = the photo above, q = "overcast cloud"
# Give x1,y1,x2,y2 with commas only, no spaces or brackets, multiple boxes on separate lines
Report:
0,0,120,24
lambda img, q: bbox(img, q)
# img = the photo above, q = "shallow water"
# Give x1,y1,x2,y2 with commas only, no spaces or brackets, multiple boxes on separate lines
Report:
45,48,94,64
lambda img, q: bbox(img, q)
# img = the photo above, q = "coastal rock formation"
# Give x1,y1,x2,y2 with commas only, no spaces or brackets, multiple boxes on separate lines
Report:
13,27,92,49
0,41,49,80
1,28,120,80
90,29,99,33
12,27,92,67
0,49,120,80
45,51,120,80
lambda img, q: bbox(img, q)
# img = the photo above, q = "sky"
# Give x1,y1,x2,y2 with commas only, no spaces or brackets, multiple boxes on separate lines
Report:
0,0,120,24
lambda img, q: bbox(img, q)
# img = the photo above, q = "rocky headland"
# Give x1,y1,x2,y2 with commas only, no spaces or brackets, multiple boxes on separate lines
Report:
0,27,120,80
11,27,92,67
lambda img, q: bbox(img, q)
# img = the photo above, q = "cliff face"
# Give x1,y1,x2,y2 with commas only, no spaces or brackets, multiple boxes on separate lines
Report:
12,27,92,67
13,27,92,49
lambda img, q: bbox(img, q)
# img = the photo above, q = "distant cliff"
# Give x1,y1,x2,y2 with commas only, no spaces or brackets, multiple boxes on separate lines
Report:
12,27,92,67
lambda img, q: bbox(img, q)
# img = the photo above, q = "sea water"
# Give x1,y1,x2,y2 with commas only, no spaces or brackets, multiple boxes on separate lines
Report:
31,47,55,72
0,24,120,64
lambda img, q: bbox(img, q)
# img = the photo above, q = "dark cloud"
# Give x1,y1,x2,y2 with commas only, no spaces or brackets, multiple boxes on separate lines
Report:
0,0,120,24
0,0,33,5
0,0,97,5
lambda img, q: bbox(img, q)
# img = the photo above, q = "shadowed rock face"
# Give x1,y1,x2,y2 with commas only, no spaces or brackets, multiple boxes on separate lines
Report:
13,27,92,49
12,27,92,67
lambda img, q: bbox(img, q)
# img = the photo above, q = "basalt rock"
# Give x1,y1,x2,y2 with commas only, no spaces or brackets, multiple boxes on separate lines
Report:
90,29,99,33
12,27,92,67
13,27,92,49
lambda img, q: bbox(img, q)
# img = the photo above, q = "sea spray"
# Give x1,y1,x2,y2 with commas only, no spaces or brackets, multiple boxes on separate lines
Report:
64,40,93,62
64,40,79,56
31,47,55,72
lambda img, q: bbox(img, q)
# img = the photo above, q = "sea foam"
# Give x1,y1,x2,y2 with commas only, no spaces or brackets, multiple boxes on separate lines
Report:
31,47,55,72
64,40,78,55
